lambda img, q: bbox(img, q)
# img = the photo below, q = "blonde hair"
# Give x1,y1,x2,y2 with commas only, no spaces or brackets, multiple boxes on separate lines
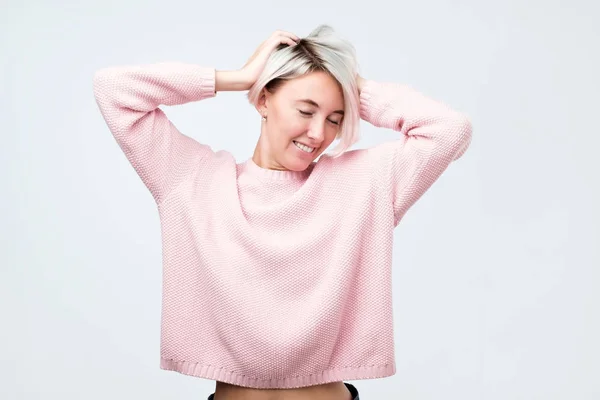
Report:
247,25,360,157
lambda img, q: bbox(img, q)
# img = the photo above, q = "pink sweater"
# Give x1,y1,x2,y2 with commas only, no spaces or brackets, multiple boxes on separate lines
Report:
93,62,472,389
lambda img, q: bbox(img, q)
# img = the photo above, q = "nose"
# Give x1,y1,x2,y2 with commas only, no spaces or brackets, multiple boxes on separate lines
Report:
306,119,325,143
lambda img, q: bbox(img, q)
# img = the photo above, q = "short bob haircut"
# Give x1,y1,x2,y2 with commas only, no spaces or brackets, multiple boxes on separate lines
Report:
247,25,360,158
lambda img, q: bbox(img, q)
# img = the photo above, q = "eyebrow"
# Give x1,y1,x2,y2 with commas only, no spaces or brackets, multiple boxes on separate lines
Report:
297,99,344,115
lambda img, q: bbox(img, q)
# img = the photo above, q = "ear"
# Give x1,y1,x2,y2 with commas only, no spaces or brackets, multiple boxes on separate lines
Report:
254,87,271,116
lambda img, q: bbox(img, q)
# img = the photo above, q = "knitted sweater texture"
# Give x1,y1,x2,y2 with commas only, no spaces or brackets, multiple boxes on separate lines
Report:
93,62,472,388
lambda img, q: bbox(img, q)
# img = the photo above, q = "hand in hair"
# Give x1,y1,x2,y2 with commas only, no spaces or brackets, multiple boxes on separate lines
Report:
356,74,365,93
215,30,299,92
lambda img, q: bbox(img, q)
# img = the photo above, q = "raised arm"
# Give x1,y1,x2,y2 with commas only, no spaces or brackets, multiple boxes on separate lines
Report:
93,62,217,204
93,32,300,204
359,78,473,225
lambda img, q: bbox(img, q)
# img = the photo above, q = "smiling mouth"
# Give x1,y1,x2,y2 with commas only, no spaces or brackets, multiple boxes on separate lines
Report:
293,140,315,153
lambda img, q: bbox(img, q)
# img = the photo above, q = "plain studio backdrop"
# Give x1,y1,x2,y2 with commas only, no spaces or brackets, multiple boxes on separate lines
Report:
2,0,598,399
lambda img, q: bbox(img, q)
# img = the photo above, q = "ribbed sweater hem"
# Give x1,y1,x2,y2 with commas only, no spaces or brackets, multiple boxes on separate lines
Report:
160,357,396,389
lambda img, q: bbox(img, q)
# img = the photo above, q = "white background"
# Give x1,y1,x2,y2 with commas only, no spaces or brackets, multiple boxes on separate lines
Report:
2,0,599,399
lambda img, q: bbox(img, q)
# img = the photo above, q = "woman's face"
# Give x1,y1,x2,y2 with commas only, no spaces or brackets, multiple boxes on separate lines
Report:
255,71,345,171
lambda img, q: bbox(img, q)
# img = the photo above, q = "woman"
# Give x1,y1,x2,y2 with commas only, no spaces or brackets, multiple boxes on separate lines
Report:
93,25,472,400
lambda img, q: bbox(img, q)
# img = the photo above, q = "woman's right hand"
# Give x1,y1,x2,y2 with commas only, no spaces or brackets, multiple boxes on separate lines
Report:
240,30,299,86
216,30,299,92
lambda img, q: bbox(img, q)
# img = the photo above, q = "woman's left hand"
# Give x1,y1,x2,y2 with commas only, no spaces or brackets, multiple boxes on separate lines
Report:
356,74,366,93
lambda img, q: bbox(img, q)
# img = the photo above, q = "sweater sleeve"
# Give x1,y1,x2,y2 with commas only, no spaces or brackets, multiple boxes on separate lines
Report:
93,62,217,204
360,80,473,226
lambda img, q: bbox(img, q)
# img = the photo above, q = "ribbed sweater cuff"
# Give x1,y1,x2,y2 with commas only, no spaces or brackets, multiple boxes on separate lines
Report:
192,66,216,100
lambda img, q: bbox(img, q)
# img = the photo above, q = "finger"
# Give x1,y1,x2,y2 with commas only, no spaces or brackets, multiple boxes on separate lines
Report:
272,30,300,43
262,36,295,54
279,36,297,47
272,33,298,47
259,31,295,51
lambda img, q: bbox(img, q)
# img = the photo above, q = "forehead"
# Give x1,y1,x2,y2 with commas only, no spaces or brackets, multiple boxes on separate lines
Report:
279,71,344,108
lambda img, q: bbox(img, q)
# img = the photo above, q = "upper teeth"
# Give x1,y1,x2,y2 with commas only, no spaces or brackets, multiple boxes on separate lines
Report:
294,141,315,153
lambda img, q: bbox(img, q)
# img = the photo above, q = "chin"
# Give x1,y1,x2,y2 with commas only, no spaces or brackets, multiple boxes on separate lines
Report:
285,160,312,171
283,143,319,171
283,155,314,171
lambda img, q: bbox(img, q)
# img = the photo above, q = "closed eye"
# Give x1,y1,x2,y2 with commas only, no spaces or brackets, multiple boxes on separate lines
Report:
298,110,341,125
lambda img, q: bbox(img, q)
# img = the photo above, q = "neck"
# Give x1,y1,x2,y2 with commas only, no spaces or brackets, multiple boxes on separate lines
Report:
252,130,288,171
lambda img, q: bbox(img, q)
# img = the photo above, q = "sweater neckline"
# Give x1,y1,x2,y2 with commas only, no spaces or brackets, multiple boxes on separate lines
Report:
240,158,314,181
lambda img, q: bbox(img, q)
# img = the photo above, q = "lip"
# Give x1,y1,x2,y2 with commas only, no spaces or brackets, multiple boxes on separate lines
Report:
292,141,317,157
293,140,318,149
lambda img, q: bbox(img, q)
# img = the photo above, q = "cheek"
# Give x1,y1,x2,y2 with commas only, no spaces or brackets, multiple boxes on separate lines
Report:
327,125,340,140
287,123,310,141
322,126,339,145
275,114,309,142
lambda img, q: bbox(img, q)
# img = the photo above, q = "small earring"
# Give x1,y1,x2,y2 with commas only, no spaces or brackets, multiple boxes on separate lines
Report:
262,114,267,121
